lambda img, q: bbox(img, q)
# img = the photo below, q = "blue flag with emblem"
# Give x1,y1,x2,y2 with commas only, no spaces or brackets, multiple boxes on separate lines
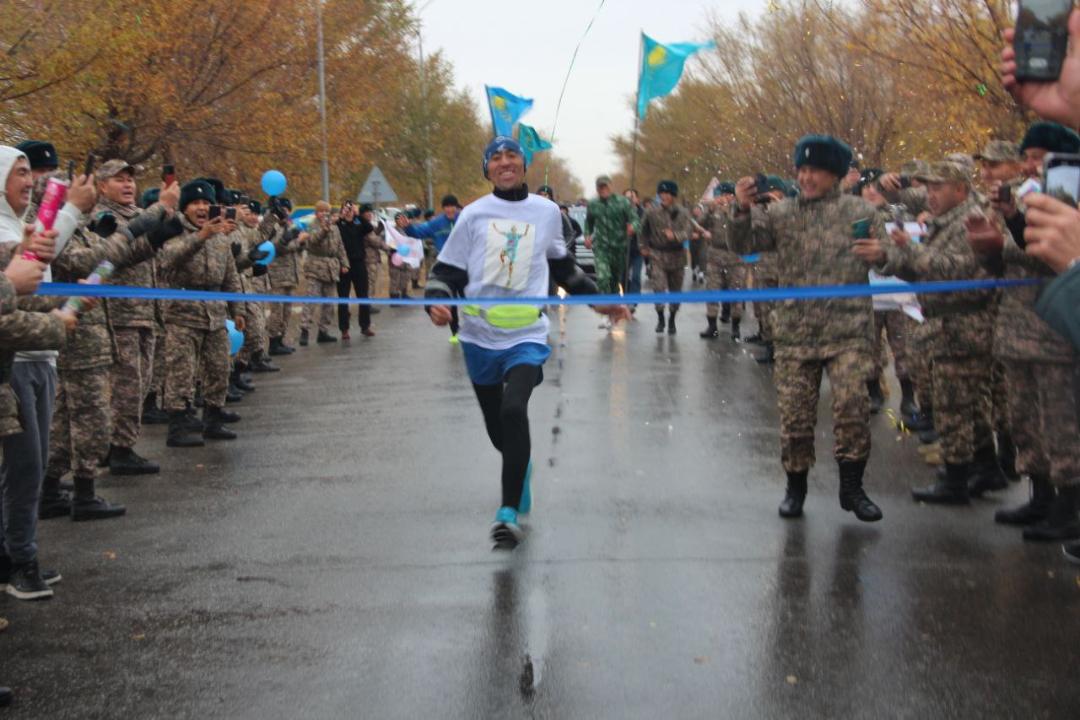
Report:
516,124,553,165
486,85,534,138
637,34,715,120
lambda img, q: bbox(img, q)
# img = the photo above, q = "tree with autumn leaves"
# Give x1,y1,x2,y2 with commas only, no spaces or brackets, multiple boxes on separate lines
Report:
614,0,1032,197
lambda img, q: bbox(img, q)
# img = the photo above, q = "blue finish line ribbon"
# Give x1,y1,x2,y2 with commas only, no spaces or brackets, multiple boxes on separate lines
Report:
36,278,1041,307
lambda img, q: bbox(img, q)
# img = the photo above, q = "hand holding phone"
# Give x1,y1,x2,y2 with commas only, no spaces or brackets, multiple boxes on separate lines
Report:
1042,152,1080,207
162,164,176,187
1013,0,1072,81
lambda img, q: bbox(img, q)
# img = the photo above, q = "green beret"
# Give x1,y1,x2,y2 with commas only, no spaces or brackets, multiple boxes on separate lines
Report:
714,182,736,196
657,179,679,196
793,134,853,178
180,180,216,210
15,140,58,170
1019,122,1080,154
139,188,160,209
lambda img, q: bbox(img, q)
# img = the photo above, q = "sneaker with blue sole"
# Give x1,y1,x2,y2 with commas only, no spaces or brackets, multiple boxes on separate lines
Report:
518,461,533,515
491,506,525,550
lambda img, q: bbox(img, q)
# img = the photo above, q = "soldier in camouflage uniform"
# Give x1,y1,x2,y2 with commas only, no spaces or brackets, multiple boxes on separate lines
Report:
157,180,246,448
43,198,169,521
360,204,392,300
233,198,275,373
300,201,349,343
93,160,178,476
387,212,413,300
732,134,885,523
699,183,746,341
858,159,1004,505
265,197,303,355
584,175,638,295
641,180,693,334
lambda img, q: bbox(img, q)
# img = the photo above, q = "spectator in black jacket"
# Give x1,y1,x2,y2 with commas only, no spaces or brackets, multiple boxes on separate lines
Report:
335,201,373,338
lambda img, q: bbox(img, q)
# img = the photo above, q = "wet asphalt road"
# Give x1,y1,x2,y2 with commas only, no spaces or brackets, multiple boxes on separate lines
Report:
2,299,1080,719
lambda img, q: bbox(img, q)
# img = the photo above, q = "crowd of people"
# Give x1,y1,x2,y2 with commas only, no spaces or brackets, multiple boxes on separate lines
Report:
4,13,1080,709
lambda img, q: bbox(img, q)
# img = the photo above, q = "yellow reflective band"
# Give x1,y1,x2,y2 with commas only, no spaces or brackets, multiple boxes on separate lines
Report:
462,304,542,329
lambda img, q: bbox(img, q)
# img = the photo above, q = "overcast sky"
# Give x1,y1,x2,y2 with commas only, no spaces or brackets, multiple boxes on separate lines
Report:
418,0,766,188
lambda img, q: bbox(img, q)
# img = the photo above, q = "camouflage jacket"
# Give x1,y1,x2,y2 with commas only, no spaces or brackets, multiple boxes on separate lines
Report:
263,215,303,289
993,235,1075,363
641,203,693,253
96,198,162,328
701,205,743,267
304,223,349,283
881,185,930,218
231,225,262,293
585,195,638,248
157,215,241,330
51,223,154,371
363,220,391,266
0,274,66,437
880,196,996,358
729,187,881,356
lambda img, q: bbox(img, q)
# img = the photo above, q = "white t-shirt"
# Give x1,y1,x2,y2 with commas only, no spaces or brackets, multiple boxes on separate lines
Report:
437,192,568,350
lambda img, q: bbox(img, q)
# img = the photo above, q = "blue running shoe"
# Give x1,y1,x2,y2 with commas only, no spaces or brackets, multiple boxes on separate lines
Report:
518,461,533,515
491,506,524,550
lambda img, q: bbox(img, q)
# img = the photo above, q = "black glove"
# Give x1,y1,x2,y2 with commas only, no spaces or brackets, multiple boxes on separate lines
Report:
248,247,270,263
125,209,165,240
88,212,118,239
148,216,185,250
281,226,301,246
231,242,242,259
253,264,268,277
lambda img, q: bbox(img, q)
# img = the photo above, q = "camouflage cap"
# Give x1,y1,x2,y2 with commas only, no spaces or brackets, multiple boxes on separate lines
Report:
973,140,1020,163
899,159,930,177
595,174,612,188
96,159,136,180
945,153,976,177
914,160,972,185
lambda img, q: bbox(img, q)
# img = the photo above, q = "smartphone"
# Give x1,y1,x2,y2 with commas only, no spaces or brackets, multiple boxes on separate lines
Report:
898,175,912,190
1042,153,1080,207
754,173,770,203
997,184,1013,204
1014,0,1072,81
208,205,222,220
225,207,237,221
851,218,872,240
67,160,75,182
83,152,96,178
162,164,176,186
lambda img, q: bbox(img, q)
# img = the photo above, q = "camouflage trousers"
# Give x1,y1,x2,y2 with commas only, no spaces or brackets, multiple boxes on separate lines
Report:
1003,360,1080,486
388,263,412,296
267,285,296,342
110,326,155,448
907,318,934,412
751,270,778,342
932,356,994,465
301,277,337,332
594,241,628,295
47,366,110,480
649,249,685,311
151,324,166,397
871,310,910,382
239,299,267,363
164,324,230,412
705,261,745,320
366,262,381,299
775,347,873,473
992,359,1011,437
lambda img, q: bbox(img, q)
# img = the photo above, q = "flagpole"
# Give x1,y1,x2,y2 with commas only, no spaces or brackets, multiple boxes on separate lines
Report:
629,31,643,192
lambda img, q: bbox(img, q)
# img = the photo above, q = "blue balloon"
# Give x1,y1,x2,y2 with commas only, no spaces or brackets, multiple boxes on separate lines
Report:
261,170,287,197
224,319,244,357
398,244,411,257
255,240,276,266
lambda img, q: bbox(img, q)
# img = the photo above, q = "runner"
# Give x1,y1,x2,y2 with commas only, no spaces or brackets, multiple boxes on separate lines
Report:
424,137,628,549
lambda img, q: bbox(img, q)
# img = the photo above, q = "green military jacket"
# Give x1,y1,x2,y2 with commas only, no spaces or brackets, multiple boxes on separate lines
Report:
157,215,241,330
585,195,638,248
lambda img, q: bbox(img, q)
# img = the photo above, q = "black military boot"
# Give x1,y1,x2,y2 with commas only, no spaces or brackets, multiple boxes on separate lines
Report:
226,383,244,403
996,475,1054,526
38,475,72,520
0,686,12,707
1023,485,1080,542
71,476,126,522
269,337,290,356
299,328,310,347
779,470,808,519
316,330,338,343
968,443,1008,497
743,332,764,345
217,405,241,423
667,309,678,335
719,304,731,324
252,353,279,373
655,309,666,334
730,318,741,341
755,342,775,365
183,403,204,433
203,407,238,441
997,432,1019,482
167,411,205,448
899,379,918,419
108,445,160,476
906,406,933,432
141,391,169,425
867,379,884,415
231,370,255,392
700,317,719,339
912,462,970,505
838,460,883,522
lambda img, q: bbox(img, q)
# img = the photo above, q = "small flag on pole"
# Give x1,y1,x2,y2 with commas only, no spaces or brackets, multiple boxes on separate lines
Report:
517,124,553,165
637,34,715,120
486,85,534,138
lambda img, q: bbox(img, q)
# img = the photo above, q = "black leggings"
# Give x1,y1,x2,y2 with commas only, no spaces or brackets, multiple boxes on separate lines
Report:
472,364,541,510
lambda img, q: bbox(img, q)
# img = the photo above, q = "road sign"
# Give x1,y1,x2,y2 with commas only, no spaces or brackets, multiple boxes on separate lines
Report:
356,166,398,204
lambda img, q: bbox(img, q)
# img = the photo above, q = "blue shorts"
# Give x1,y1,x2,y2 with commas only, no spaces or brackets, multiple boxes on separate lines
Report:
460,342,551,386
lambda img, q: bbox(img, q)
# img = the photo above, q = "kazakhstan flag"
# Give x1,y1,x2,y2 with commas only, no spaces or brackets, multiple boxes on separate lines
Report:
486,85,534,138
517,124,553,165
637,34,716,120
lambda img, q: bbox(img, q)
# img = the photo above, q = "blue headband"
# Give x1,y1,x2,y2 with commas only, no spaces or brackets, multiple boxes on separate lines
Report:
483,136,526,177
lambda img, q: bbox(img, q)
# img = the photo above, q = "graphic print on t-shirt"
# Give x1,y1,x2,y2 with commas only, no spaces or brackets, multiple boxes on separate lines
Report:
483,220,535,290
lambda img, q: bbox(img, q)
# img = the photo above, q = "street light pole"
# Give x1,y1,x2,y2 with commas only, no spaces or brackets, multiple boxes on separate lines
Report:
317,0,331,201
418,30,434,211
